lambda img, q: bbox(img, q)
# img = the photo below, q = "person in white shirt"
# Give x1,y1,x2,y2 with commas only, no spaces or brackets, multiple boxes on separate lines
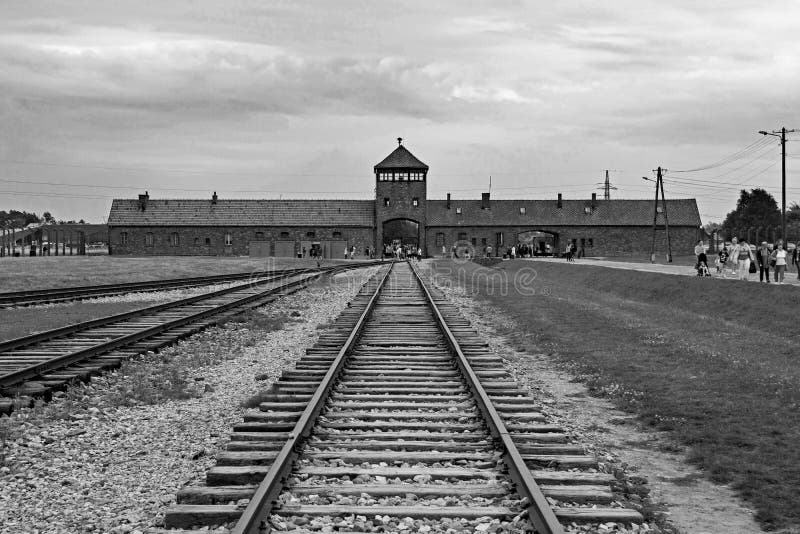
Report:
771,242,788,284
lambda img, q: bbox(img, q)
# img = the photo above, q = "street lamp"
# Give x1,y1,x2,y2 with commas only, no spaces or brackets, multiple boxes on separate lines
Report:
759,127,797,245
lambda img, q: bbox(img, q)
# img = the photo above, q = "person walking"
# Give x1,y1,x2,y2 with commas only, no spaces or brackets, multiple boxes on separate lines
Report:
728,238,741,277
793,245,800,280
772,242,788,284
735,240,754,281
510,245,516,259
756,241,771,283
564,242,572,262
694,240,704,270
716,245,729,276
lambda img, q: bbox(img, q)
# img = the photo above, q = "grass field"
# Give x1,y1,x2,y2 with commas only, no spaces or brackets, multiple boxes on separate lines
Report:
430,259,800,532
0,256,353,292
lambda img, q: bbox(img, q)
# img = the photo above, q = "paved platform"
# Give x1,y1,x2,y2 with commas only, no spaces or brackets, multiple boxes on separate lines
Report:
528,257,800,285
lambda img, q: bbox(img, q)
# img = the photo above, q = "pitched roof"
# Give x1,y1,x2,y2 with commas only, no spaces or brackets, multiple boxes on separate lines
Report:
108,199,374,227
374,145,429,171
427,199,701,227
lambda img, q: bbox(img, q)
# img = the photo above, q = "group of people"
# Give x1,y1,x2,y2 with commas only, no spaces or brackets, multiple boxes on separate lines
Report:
386,243,421,260
695,238,799,283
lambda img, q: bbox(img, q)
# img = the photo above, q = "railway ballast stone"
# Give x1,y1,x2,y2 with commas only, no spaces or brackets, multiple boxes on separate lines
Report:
0,268,378,534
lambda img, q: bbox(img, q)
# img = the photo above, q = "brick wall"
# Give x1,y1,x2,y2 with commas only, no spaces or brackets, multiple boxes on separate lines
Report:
375,180,427,251
109,226,374,256
425,225,701,257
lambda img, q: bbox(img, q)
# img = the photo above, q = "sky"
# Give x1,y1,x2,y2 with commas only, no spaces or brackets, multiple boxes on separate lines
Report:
1,1,799,224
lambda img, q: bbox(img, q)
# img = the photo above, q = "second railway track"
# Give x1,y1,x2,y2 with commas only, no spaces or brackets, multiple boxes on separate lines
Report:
164,262,644,534
0,263,373,413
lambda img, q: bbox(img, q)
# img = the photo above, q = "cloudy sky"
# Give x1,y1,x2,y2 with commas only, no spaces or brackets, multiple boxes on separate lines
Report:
1,1,799,223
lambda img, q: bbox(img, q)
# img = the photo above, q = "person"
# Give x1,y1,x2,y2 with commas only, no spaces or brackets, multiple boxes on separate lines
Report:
756,241,771,283
417,246,423,261
771,242,788,284
302,246,307,258
728,238,740,277
570,242,577,261
441,245,446,258
564,242,572,262
716,245,728,276
694,240,704,269
793,245,800,280
735,239,754,281
510,245,516,259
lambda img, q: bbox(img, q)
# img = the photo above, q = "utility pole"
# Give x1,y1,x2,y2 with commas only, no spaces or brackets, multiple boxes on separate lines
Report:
597,170,617,200
647,167,672,263
759,127,797,243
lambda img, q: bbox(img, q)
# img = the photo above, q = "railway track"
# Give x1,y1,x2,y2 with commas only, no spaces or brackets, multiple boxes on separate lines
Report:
0,268,313,308
0,263,373,414
164,262,643,533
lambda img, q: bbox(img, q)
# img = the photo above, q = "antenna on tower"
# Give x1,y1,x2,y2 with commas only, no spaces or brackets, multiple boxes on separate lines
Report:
596,170,618,199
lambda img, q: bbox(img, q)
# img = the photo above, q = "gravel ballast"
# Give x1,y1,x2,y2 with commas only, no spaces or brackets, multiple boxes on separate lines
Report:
0,267,379,534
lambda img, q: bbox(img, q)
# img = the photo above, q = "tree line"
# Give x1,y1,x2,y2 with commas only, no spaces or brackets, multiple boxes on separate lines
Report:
705,188,800,241
0,210,86,227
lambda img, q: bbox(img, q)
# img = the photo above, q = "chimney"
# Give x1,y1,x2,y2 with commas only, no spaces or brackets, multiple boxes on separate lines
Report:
591,192,597,209
446,193,451,210
557,193,562,209
138,191,149,211
212,191,218,205
481,192,490,210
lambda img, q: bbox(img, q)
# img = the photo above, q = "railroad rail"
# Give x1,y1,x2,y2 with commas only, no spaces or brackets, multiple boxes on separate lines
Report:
0,268,314,308
0,263,374,414
164,262,643,533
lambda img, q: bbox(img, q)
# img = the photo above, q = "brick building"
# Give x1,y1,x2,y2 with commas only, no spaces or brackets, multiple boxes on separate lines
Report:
108,140,701,257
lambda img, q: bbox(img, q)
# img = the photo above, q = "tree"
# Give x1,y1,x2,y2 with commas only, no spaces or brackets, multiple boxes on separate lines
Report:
722,189,780,241
788,202,800,223
42,211,55,224
703,221,721,236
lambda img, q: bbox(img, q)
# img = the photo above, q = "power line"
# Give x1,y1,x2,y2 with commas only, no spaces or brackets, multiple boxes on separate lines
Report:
670,137,774,173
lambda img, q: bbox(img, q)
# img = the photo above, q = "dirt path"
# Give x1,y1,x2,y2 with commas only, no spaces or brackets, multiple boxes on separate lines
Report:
426,270,763,534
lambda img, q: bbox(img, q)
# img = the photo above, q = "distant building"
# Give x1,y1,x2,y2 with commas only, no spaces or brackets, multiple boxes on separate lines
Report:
107,140,701,257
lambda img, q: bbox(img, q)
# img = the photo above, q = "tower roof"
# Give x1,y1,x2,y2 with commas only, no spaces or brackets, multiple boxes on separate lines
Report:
374,139,429,171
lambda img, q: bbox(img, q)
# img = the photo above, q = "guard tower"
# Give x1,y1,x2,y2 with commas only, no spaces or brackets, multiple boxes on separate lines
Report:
374,138,428,254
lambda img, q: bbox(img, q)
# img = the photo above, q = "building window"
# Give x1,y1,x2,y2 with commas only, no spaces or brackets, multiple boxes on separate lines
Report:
170,232,179,247
455,207,462,214
120,232,129,245
496,232,504,246
145,233,154,247
584,206,592,214
458,232,467,241
587,238,594,247
225,233,232,246
471,237,477,246
205,237,211,245
383,198,390,207
280,231,290,238
519,207,526,214
333,231,342,238
435,232,445,246
194,237,199,245
306,231,315,238
412,197,419,207
255,231,265,240
481,238,487,246
396,172,408,181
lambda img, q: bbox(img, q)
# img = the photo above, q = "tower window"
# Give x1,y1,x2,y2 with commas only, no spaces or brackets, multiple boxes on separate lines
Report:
306,231,316,238
225,233,233,246
205,237,212,245
333,231,342,238
280,231,290,238
383,198,390,207
412,197,419,207
255,231,265,239
519,207,526,214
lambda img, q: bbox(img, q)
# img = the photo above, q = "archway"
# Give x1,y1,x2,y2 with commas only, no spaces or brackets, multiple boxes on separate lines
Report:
382,218,419,249
516,230,558,257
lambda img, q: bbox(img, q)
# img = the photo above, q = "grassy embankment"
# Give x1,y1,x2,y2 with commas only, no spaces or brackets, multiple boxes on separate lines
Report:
430,259,800,532
0,256,349,342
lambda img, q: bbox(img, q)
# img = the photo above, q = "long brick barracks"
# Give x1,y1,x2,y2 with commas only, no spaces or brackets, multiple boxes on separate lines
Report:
108,140,702,258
